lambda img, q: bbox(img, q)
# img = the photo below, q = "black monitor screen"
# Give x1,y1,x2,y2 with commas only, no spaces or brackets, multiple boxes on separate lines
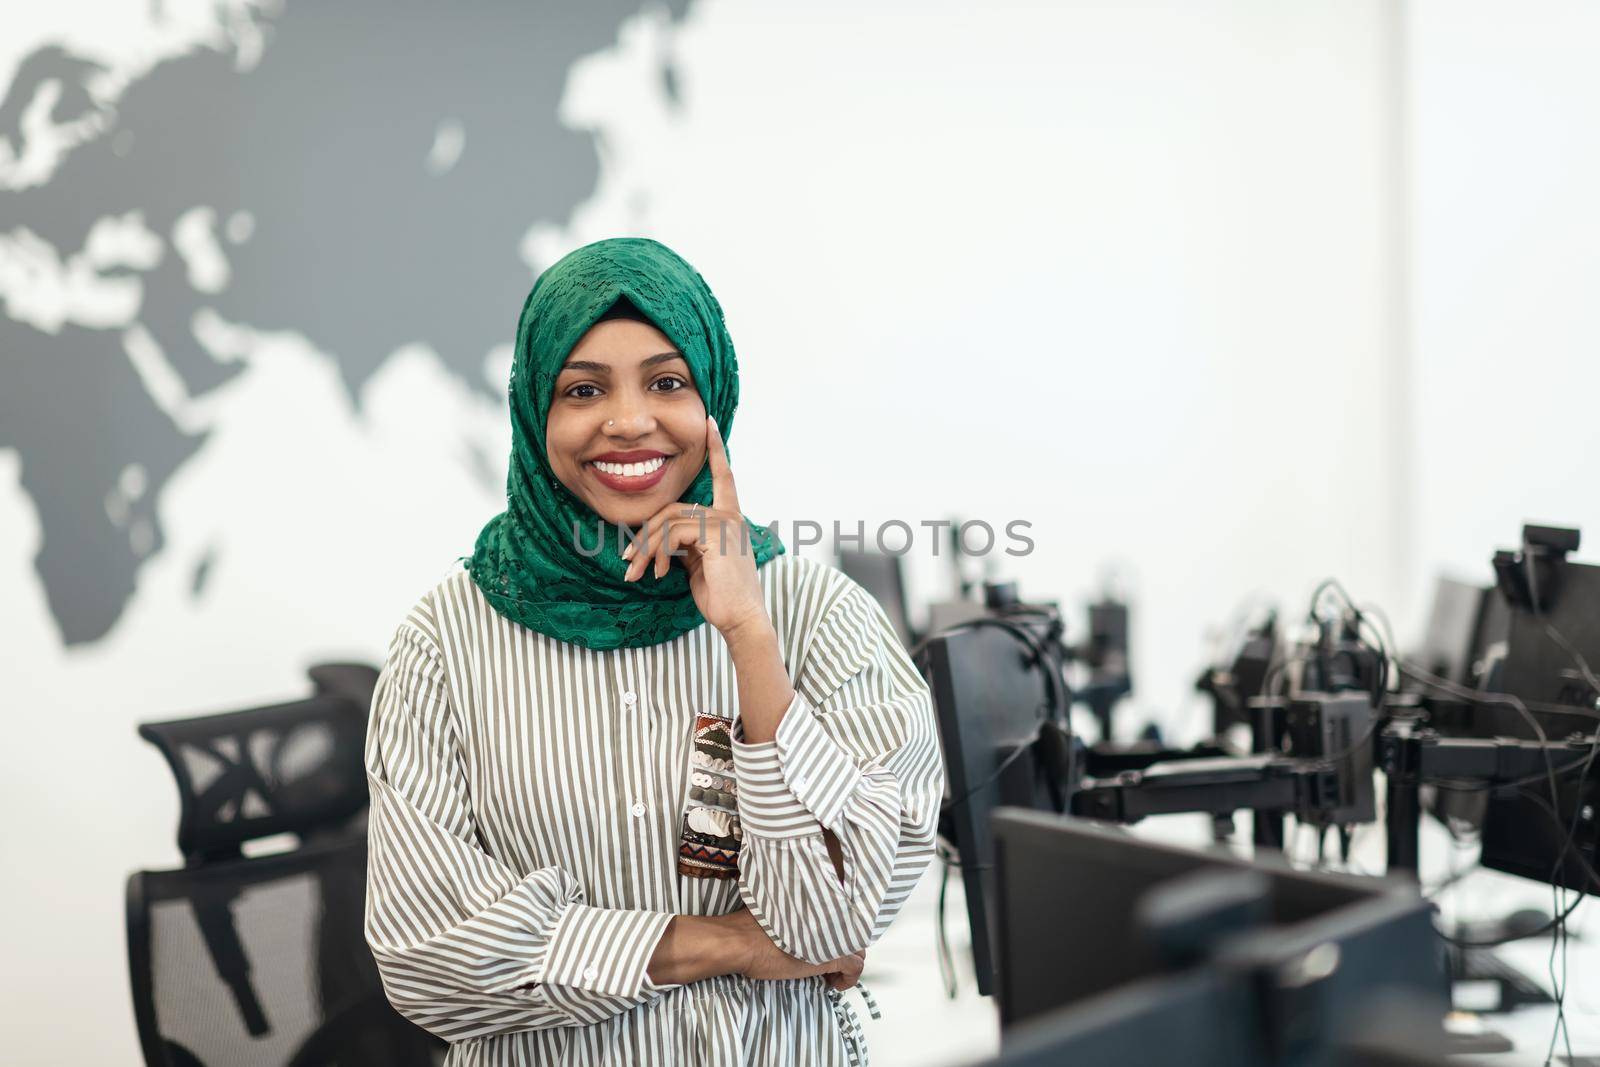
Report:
1466,582,1510,694
1412,576,1488,688
992,810,1447,1032
1494,559,1600,735
918,623,1059,996
1478,560,1600,889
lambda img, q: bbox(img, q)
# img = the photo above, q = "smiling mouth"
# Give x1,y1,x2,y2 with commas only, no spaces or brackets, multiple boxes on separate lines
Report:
589,455,668,477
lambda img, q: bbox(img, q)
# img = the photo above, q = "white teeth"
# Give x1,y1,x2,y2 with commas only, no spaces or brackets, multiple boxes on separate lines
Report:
593,456,665,477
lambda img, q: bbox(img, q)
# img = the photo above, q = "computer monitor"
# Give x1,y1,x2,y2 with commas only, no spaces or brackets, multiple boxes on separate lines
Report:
918,623,1064,996
1410,576,1489,689
1447,568,1600,742
1476,557,1600,889
990,809,1448,1063
1418,581,1511,737
1465,583,1510,694
836,547,914,647
1405,578,1500,834
925,598,989,636
1080,598,1133,741
1493,557,1600,735
978,979,1449,1067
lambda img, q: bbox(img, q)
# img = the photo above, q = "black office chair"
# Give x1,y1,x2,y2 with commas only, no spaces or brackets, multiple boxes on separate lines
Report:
836,547,916,647
126,670,444,1067
306,662,381,720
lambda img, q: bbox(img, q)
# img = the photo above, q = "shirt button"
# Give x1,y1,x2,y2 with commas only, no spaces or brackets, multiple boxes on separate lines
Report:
582,965,599,983
794,774,810,792
630,800,647,818
622,690,637,707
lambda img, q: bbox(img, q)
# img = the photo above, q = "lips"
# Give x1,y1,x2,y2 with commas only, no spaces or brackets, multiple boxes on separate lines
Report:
586,451,673,493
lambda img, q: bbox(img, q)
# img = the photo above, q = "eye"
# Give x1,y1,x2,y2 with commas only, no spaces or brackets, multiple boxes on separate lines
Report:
564,382,601,400
650,375,687,393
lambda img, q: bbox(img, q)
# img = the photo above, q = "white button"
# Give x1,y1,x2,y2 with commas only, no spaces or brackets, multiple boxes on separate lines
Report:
622,690,637,706
794,774,810,792
630,800,647,818
582,965,599,983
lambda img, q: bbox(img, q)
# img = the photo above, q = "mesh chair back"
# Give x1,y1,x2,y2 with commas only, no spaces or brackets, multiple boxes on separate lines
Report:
138,694,368,863
127,835,442,1067
306,663,381,717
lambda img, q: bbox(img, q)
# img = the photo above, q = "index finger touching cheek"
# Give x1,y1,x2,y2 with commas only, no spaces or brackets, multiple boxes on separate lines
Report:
706,415,739,512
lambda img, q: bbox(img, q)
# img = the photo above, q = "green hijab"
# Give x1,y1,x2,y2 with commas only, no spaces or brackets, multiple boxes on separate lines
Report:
466,237,783,650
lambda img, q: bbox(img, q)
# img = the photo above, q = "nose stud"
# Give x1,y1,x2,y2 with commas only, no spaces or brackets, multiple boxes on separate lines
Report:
607,420,615,427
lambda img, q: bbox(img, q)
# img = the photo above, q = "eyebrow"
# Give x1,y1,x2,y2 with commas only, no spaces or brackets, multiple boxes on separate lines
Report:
559,352,685,375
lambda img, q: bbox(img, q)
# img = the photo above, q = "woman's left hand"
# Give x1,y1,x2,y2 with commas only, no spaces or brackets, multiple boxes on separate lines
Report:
623,416,769,642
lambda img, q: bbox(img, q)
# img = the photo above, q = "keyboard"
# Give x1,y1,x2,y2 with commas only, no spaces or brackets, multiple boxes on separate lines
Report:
1452,949,1552,1013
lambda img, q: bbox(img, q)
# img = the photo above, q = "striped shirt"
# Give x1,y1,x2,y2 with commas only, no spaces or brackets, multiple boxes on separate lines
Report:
363,553,944,1066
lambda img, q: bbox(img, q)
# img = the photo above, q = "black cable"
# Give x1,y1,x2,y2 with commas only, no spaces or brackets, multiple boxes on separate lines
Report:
1257,579,1391,742
1307,588,1583,909
978,609,1072,727
1307,578,1393,709
1397,655,1600,724
910,608,1062,684
1307,578,1348,619
1354,613,1392,707
1511,777,1594,1067
1550,869,1572,1067
939,733,1040,815
1284,582,1591,933
1532,697,1599,1066
1398,662,1563,802
1426,596,1598,1067
1341,602,1390,706
918,605,1081,1002
1358,601,1400,666
916,608,1075,807
1297,573,1597,1067
913,612,1069,723
1432,788,1593,949
1434,892,1586,948
933,842,958,999
1218,579,1393,847
1422,842,1479,900
1301,713,1386,770
1399,659,1598,859
1515,786,1600,889
1541,617,1600,699
1405,654,1573,1018
1257,656,1301,702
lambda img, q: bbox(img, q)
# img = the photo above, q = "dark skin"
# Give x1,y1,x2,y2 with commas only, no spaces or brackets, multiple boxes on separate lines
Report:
547,319,858,989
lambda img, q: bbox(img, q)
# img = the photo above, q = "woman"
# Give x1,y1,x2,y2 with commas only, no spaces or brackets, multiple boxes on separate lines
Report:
363,237,944,1066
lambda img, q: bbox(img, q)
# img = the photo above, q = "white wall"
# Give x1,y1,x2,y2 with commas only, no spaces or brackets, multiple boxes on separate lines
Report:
0,1,1482,1063
587,0,1401,738
1407,0,1600,604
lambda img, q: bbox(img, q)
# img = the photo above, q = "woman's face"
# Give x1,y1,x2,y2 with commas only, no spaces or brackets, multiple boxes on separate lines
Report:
546,317,709,528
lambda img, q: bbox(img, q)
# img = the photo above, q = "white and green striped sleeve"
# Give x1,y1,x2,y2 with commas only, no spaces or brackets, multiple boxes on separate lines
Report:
363,623,674,1041
730,582,944,965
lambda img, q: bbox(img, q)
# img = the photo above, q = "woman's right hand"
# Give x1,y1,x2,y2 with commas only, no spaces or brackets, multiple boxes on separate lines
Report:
722,907,864,990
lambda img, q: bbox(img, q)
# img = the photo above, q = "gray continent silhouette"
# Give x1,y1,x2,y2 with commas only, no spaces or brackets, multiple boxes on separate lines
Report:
0,0,687,645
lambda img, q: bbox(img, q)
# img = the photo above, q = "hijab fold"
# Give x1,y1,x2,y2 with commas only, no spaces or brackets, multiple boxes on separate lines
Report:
466,237,783,650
